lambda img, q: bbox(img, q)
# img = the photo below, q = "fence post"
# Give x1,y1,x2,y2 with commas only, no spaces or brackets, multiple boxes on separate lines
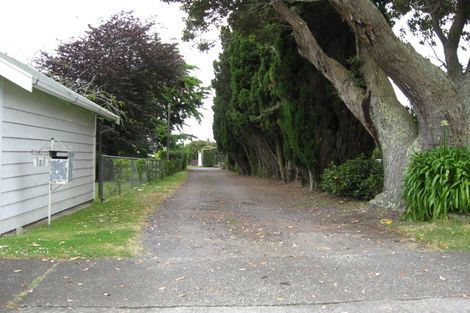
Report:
98,155,105,202
130,159,135,189
155,160,162,180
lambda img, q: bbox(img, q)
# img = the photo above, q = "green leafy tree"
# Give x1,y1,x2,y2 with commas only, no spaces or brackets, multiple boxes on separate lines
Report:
212,8,374,185
37,12,206,156
185,140,216,162
165,0,470,209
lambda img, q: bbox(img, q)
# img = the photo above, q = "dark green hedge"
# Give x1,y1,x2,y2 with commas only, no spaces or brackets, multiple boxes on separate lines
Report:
320,155,384,200
202,148,220,167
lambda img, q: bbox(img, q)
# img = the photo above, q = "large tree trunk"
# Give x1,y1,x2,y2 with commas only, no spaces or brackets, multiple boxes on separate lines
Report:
328,0,470,147
457,75,470,121
272,1,418,209
360,47,419,209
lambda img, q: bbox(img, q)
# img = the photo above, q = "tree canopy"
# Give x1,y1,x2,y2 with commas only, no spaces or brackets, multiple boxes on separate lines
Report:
38,12,207,156
166,0,469,209
211,5,374,186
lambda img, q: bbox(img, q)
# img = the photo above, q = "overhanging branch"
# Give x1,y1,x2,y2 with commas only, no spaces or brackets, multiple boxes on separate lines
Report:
429,1,448,45
271,0,368,127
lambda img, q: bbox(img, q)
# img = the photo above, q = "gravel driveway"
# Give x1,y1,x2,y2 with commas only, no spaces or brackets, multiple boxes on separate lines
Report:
3,168,470,312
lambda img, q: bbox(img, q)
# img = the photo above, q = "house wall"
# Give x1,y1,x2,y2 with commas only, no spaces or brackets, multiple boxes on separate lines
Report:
0,79,4,204
0,79,96,234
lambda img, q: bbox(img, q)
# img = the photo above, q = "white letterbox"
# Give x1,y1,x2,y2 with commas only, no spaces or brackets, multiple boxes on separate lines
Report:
49,150,73,184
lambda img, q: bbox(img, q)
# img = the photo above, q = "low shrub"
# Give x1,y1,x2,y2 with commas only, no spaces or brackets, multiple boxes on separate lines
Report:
404,146,470,221
164,160,177,175
320,155,384,200
168,150,187,172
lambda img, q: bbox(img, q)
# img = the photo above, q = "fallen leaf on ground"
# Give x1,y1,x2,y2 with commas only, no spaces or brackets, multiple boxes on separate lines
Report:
13,269,22,273
380,219,393,225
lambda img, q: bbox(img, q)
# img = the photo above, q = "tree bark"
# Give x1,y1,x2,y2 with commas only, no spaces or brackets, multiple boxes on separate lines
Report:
457,75,470,123
272,2,370,132
308,169,315,192
360,47,419,209
275,138,287,182
328,0,470,147
272,1,419,209
430,0,469,81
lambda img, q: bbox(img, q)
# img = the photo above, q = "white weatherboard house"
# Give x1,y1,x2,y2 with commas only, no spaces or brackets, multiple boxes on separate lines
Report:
0,53,119,234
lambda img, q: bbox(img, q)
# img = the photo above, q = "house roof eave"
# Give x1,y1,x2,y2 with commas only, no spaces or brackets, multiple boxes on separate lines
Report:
0,53,120,124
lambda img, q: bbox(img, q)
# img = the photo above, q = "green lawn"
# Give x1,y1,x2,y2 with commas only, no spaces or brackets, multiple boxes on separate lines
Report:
398,216,470,251
0,171,187,259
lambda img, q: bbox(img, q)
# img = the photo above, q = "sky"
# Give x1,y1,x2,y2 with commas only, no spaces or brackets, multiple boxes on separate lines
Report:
0,0,220,141
1,2,468,142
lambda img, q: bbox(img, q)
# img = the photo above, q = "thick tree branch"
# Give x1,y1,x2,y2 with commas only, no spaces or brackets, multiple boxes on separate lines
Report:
271,0,368,127
441,0,469,79
328,0,467,147
429,2,448,46
447,0,469,50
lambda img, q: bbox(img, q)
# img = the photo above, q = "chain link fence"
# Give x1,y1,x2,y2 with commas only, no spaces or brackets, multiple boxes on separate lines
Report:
96,155,177,202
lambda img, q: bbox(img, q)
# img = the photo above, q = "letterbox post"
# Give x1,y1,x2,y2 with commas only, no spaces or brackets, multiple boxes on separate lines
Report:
48,138,55,226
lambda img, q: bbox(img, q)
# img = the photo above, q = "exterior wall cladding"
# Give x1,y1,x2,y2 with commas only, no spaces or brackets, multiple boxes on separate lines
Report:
0,78,97,234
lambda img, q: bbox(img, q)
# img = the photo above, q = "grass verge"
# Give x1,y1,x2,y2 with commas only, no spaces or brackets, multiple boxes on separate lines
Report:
0,171,187,259
397,216,470,251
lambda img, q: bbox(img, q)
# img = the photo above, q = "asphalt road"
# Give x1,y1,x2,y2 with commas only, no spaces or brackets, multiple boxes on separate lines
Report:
2,168,470,312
